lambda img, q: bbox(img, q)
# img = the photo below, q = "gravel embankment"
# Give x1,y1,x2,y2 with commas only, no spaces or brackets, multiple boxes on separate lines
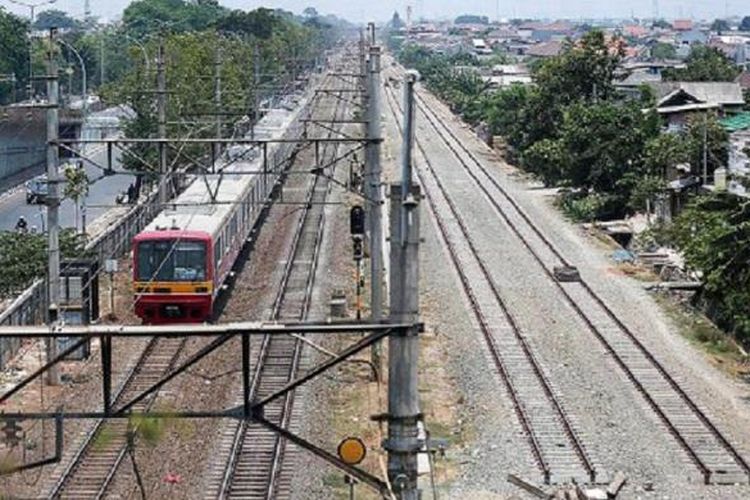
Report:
378,59,750,499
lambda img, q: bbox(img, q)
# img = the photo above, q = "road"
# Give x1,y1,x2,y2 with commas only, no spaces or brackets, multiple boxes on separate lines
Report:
0,106,135,232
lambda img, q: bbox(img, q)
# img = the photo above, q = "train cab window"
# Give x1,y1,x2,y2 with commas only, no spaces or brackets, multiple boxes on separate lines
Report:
137,240,207,282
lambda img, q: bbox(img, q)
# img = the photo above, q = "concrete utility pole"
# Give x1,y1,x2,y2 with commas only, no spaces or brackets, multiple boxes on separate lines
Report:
401,72,417,242
46,28,61,386
358,29,367,108
156,40,167,204
385,72,421,499
368,22,376,45
386,183,421,499
366,46,383,376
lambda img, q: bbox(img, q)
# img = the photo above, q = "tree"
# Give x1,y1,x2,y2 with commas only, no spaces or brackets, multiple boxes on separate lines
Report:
670,194,750,341
63,162,89,233
0,8,27,104
454,15,489,25
652,19,671,29
685,113,729,181
216,8,280,39
521,138,566,185
663,45,740,82
740,16,750,31
123,0,226,37
554,101,658,194
642,133,689,177
650,42,677,60
534,30,623,107
710,19,730,34
302,7,318,18
33,9,79,31
0,230,86,297
389,11,405,30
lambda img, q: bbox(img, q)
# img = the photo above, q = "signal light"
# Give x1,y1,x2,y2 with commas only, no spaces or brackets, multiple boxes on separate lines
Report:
350,206,365,235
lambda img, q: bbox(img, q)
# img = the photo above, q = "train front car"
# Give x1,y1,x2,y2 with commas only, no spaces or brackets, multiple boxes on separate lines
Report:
133,230,214,324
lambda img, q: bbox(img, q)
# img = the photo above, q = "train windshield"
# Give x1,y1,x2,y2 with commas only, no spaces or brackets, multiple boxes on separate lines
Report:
137,240,207,282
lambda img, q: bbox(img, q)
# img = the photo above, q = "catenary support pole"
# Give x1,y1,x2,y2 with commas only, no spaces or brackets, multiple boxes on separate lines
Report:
387,183,421,499
46,28,61,386
401,72,417,244
157,40,167,204
366,46,383,377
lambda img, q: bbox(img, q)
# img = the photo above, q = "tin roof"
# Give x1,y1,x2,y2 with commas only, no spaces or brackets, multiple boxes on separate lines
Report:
720,112,750,132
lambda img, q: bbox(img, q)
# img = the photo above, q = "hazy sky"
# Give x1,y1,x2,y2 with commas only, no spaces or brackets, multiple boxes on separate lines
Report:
1,1,745,24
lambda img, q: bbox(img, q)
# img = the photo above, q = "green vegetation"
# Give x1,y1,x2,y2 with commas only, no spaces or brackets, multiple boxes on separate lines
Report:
663,45,741,82
710,19,730,34
454,14,489,25
650,42,677,60
0,8,28,104
396,30,738,221
667,194,750,342
33,9,80,31
97,1,345,192
394,29,748,344
0,230,87,297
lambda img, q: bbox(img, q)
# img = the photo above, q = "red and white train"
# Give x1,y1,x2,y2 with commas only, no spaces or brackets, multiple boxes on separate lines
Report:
132,89,313,324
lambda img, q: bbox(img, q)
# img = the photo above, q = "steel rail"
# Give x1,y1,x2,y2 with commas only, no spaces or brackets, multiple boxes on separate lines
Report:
217,68,350,499
411,81,750,485
384,80,595,485
49,337,188,498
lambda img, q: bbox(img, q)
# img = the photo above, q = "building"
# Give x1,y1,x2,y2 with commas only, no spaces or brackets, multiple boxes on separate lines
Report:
484,64,533,88
472,38,492,55
672,19,694,32
525,40,564,58
720,113,750,197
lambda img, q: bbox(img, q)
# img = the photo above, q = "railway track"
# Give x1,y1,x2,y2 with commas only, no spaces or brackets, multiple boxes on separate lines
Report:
49,337,188,498
383,78,596,485
390,65,750,485
211,68,351,499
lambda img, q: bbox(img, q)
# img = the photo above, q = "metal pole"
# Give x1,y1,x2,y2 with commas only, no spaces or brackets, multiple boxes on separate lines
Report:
157,40,167,204
703,113,708,185
368,22,376,45
387,184,421,499
58,40,87,118
99,35,105,86
366,46,383,377
28,5,34,99
253,42,260,141
359,29,366,106
46,28,61,386
401,72,417,244
214,44,222,167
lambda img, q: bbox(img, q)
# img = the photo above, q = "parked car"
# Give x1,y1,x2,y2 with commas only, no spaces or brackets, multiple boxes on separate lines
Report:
25,176,48,204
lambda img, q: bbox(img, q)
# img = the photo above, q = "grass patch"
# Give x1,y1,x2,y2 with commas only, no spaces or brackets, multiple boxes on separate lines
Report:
654,294,748,377
616,262,658,282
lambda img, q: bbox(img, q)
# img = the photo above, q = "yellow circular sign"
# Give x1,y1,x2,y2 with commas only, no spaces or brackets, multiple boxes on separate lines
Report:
337,437,367,465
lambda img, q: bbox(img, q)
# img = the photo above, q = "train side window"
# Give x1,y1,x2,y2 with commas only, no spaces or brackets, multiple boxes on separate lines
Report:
214,239,221,267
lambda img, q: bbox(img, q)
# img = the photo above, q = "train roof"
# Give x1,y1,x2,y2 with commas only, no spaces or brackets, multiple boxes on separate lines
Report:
140,88,312,240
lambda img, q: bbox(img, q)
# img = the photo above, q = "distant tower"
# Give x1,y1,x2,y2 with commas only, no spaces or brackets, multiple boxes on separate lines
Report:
84,0,91,19
406,5,412,28
652,0,659,20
